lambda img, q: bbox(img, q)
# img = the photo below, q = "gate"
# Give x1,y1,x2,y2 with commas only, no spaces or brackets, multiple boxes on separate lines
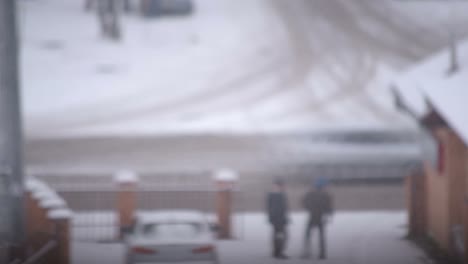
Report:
38,172,246,242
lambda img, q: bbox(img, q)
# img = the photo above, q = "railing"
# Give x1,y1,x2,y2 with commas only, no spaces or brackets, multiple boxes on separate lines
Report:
21,178,72,264
54,185,243,242
21,240,57,264
31,164,416,244
33,171,247,242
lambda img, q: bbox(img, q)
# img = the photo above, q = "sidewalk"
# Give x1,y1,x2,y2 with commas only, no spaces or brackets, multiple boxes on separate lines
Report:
73,211,430,264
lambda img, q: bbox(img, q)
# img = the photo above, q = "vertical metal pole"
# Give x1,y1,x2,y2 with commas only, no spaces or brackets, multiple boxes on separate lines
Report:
0,0,25,252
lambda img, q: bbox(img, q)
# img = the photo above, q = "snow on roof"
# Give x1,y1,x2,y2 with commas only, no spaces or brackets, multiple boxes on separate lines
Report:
425,71,468,145
393,39,468,145
392,77,428,118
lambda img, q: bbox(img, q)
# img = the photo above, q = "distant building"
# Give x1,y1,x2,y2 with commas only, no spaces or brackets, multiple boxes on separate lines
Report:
392,39,468,261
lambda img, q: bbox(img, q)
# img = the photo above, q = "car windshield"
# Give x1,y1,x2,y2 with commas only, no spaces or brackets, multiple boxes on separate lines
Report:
140,222,204,239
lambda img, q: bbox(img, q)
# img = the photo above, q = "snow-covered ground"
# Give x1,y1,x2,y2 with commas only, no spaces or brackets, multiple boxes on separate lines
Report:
72,211,429,264
19,0,468,138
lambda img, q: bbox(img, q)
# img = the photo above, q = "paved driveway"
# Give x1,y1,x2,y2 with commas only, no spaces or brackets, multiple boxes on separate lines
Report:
73,211,429,264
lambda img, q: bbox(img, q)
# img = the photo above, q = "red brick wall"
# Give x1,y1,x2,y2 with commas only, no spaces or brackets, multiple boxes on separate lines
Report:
405,172,427,237
444,130,466,229
425,160,450,249
424,128,468,254
465,150,468,261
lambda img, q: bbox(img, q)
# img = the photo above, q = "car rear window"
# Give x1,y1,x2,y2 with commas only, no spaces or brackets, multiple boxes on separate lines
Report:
141,222,203,239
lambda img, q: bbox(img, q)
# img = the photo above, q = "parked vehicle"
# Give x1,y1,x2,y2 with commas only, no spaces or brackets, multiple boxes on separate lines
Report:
124,210,219,264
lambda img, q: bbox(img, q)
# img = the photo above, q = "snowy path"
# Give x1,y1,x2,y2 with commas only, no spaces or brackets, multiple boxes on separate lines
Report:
72,211,428,264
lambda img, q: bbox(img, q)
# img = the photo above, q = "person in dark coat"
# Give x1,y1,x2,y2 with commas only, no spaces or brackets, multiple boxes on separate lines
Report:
301,177,333,260
266,179,289,259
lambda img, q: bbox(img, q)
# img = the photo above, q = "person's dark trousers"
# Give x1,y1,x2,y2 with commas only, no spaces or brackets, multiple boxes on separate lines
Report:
272,225,287,258
303,221,326,259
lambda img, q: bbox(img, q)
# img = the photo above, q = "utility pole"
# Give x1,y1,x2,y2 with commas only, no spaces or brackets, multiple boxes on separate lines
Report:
446,1,460,75
0,0,25,261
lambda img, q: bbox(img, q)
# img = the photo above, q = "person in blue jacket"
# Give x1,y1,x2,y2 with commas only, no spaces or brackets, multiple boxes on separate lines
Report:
301,177,333,260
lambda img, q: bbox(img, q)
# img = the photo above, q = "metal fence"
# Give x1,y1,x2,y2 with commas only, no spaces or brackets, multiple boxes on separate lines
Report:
39,173,245,242
34,161,416,244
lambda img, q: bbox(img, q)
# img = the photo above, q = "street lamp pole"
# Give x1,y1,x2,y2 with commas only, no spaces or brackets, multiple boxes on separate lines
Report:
0,0,25,256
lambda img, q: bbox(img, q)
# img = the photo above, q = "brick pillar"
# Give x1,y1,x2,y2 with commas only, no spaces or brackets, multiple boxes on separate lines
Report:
25,179,51,238
24,189,41,258
32,192,62,233
48,209,72,264
214,169,238,239
39,197,67,251
28,190,60,255
114,170,139,238
25,184,41,245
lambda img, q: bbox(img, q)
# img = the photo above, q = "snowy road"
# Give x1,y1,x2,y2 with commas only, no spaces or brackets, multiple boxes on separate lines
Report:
73,211,428,264
20,0,468,137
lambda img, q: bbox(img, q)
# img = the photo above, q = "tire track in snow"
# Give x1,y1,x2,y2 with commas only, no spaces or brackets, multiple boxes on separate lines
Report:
351,0,443,62
258,0,430,123
28,0,468,135
31,0,332,133
236,0,390,123
266,55,374,122
31,56,287,132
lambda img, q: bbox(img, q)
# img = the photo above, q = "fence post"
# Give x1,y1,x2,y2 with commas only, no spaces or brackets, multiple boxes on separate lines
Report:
32,192,61,233
27,189,59,254
48,209,72,264
114,170,139,239
214,169,238,239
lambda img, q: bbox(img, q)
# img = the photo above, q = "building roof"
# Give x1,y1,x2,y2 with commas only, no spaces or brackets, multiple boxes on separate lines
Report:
392,39,468,146
425,71,468,145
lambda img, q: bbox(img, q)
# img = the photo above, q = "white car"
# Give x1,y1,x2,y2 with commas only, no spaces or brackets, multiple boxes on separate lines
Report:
124,210,219,264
